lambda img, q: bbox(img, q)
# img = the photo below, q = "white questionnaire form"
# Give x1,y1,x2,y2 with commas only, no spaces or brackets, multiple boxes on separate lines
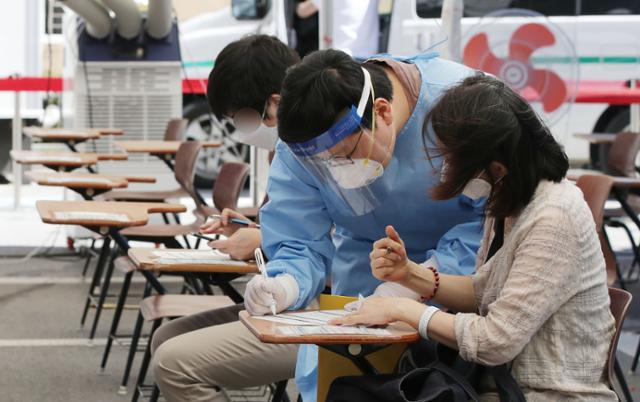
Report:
47,176,114,185
53,211,130,222
151,249,249,266
252,310,349,326
277,326,391,336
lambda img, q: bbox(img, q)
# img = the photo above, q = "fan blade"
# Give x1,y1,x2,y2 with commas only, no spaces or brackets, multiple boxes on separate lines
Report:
463,33,505,74
528,69,567,112
509,23,555,63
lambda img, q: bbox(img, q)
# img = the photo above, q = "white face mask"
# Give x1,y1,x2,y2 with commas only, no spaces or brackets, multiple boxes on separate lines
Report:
441,162,493,201
462,178,492,200
327,159,384,189
232,123,279,151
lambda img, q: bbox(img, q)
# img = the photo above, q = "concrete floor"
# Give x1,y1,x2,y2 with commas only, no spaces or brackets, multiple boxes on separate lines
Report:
1,185,640,401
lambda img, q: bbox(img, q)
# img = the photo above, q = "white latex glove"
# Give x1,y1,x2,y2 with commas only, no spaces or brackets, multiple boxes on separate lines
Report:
244,273,299,316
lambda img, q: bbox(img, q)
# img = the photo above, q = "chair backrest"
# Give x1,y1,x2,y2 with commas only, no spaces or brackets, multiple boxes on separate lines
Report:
164,118,189,141
607,132,640,177
174,141,204,209
576,174,614,228
607,287,633,394
576,175,618,286
212,162,250,211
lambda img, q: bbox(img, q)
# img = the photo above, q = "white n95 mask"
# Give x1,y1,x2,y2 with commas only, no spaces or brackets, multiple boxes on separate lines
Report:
327,159,384,189
233,123,279,151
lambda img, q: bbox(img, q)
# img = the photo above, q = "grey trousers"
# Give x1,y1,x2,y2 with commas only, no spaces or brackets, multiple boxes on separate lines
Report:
151,303,298,402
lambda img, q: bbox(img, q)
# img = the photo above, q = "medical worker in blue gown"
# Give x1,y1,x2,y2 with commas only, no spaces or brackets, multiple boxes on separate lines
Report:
243,49,486,401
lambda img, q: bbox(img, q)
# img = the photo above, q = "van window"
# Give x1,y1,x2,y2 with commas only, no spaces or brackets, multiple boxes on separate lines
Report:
579,0,640,15
416,0,577,18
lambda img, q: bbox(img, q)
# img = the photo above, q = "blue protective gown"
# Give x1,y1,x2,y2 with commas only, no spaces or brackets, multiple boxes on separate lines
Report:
260,53,482,402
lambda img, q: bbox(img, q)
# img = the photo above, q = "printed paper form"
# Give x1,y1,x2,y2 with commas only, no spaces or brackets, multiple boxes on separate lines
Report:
277,326,391,336
22,155,83,163
47,176,114,185
151,249,249,266
53,211,130,222
252,310,350,326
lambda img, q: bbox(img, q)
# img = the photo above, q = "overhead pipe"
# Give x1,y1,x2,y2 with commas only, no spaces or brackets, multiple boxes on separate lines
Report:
58,0,112,39
146,0,173,39
101,0,143,40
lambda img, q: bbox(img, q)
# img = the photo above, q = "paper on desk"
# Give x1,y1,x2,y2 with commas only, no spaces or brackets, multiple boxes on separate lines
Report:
23,155,83,163
252,310,349,326
47,176,114,185
53,211,130,222
277,325,391,336
151,249,249,266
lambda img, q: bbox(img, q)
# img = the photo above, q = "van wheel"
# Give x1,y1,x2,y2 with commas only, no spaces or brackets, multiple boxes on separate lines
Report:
183,100,249,189
590,107,630,170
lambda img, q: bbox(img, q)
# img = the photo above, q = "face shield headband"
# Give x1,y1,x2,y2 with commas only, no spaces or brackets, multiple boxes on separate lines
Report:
285,67,372,157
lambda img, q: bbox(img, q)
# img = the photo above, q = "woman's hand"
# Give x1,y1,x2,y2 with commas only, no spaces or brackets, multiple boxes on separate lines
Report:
208,228,262,261
370,225,411,283
199,208,256,238
329,297,410,326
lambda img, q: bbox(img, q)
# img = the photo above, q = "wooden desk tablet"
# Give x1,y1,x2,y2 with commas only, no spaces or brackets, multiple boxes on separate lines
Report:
239,310,418,345
23,127,101,142
36,200,186,229
95,128,124,136
11,150,127,167
114,140,222,156
27,171,128,190
567,169,640,189
26,171,155,188
128,248,258,274
573,133,618,144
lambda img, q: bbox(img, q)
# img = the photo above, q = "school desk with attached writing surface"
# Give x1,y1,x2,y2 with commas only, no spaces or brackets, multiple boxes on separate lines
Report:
36,200,186,339
114,248,259,393
11,150,127,173
240,294,420,402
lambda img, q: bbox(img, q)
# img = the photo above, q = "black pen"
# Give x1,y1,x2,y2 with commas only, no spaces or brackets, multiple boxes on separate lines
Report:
191,233,216,242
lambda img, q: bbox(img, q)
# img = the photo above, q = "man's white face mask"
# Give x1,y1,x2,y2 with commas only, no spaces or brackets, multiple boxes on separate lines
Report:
233,123,279,151
327,159,384,189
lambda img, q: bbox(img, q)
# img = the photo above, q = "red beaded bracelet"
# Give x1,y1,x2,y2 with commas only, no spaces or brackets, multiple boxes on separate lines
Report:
422,265,440,302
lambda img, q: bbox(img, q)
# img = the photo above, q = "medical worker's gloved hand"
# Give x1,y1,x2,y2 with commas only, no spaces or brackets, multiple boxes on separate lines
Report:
244,273,299,316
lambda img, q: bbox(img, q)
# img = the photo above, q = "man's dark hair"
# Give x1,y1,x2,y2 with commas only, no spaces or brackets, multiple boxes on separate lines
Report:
278,49,393,143
426,74,569,218
207,35,300,118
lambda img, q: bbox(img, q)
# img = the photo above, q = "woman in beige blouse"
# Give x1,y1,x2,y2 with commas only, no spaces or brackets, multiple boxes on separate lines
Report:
330,74,617,400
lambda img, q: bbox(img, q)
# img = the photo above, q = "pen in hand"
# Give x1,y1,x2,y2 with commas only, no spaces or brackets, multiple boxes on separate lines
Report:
254,248,277,315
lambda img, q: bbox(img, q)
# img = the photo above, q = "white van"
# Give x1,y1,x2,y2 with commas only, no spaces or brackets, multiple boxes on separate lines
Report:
180,0,640,175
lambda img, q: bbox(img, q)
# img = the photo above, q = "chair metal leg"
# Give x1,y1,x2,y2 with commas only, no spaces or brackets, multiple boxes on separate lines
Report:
271,380,289,402
132,319,162,402
89,248,118,340
610,220,640,282
120,282,153,394
81,237,111,327
631,334,640,373
615,357,633,402
100,270,133,373
81,238,96,277
149,385,160,402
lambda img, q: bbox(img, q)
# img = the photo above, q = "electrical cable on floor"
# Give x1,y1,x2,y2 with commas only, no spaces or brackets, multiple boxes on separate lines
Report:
0,225,64,265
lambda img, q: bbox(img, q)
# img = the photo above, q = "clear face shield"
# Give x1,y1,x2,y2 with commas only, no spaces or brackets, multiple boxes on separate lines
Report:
284,68,395,216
